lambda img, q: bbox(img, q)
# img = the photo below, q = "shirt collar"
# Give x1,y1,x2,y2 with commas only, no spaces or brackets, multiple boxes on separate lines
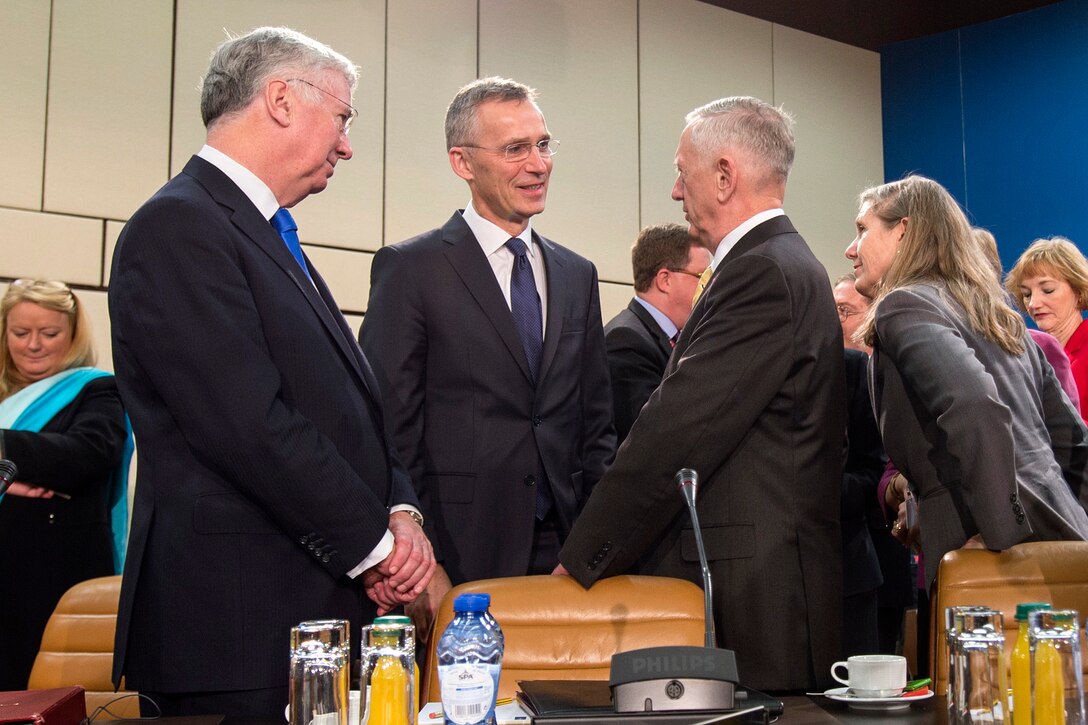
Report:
462,200,535,257
198,144,280,220
634,296,678,340
710,208,785,271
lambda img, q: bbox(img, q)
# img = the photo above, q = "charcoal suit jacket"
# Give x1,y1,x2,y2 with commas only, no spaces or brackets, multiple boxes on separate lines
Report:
359,211,615,584
604,298,673,444
560,214,846,692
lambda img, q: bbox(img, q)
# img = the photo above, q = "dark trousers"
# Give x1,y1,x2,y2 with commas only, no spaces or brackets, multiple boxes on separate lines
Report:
528,512,561,575
140,687,289,720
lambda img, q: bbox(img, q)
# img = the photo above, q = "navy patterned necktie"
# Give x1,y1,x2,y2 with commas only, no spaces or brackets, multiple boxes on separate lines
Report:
271,208,312,280
506,237,543,382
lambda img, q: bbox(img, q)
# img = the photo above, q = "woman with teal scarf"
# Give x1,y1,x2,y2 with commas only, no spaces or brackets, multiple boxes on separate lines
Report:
0,280,133,690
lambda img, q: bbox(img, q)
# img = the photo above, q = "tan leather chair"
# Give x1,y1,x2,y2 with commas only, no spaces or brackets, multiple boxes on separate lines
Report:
28,575,139,717
930,541,1088,697
422,574,707,703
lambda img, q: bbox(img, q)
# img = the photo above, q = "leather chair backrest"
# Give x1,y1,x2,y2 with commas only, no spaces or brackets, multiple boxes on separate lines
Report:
930,541,1088,697
28,575,139,718
422,574,707,703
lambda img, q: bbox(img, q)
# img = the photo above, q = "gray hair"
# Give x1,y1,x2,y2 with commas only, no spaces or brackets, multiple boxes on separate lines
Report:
685,96,795,185
445,77,538,149
200,26,358,129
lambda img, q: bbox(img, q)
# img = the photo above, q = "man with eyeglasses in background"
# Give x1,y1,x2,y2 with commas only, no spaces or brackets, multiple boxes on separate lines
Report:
833,272,872,354
605,223,711,443
832,273,912,658
109,27,433,718
360,77,615,640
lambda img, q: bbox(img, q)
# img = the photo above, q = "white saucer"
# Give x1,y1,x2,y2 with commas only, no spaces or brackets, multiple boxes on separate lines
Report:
823,686,934,711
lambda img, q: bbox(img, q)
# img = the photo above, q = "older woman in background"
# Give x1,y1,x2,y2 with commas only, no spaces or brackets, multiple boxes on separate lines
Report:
1006,237,1088,424
845,176,1088,590
0,280,132,689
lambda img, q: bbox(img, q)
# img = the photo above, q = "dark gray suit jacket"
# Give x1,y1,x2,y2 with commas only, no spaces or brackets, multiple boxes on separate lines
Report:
359,212,615,584
605,299,672,443
870,282,1088,586
560,215,846,692
109,156,417,692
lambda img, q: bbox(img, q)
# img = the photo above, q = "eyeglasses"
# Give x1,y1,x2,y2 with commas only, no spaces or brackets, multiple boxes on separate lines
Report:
459,139,560,162
836,304,863,322
668,267,706,280
287,78,358,135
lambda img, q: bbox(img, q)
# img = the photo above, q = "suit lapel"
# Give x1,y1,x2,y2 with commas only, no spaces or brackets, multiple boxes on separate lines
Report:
441,213,536,384
537,232,565,382
628,299,673,357
676,214,798,359
184,156,377,398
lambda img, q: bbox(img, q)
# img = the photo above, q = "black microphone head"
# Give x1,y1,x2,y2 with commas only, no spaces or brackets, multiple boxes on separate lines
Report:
0,459,16,483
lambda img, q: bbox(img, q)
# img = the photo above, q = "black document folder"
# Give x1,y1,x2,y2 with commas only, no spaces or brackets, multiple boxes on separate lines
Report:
515,680,774,724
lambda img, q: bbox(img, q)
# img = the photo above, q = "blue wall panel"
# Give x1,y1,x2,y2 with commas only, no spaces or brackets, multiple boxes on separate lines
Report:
960,0,1088,271
881,31,966,203
881,0,1088,271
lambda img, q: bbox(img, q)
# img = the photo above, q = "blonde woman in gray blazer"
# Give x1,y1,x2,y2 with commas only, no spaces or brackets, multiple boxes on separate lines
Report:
845,175,1088,588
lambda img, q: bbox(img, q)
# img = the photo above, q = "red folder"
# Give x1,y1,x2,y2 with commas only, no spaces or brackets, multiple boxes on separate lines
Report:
0,687,86,725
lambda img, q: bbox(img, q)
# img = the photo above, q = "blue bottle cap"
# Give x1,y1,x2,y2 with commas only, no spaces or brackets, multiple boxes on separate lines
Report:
453,593,491,612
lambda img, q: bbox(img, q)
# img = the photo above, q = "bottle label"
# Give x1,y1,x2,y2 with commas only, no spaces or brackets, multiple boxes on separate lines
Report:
439,664,496,724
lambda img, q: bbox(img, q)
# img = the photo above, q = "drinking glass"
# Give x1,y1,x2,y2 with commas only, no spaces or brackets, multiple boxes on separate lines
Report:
1029,609,1085,725
290,620,351,725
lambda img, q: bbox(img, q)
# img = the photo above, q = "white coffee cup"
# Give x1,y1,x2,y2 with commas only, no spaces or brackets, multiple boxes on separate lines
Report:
830,654,907,698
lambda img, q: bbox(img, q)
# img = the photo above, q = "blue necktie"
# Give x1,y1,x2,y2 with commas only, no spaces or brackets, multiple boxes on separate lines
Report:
506,238,551,520
506,238,543,382
271,208,311,280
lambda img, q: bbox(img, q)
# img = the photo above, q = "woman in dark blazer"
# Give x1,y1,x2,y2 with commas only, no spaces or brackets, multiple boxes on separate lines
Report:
844,176,1088,589
0,279,131,689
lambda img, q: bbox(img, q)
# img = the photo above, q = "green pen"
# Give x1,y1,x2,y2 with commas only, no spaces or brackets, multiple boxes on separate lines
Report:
905,677,932,692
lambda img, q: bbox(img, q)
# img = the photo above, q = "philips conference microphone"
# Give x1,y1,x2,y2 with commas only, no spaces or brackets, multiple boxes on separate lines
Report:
0,459,18,495
608,467,739,713
675,468,715,648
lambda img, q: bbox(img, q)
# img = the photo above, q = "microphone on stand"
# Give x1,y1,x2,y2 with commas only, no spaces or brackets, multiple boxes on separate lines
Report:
675,468,715,648
608,468,739,713
0,459,18,495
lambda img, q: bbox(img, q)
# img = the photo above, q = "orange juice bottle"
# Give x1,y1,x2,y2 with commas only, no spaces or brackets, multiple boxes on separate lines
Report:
373,615,419,716
1011,603,1050,724
369,625,410,725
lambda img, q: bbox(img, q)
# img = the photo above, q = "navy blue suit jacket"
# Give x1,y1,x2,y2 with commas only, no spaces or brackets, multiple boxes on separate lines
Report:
109,156,417,692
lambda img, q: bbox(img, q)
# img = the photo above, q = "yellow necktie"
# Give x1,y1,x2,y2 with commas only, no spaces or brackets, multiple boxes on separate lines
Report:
692,265,714,306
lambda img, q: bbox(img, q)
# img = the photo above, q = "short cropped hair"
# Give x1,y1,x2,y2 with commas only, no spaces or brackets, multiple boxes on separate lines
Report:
0,279,95,401
445,77,537,149
632,223,698,293
1005,237,1088,311
685,96,795,186
200,26,358,129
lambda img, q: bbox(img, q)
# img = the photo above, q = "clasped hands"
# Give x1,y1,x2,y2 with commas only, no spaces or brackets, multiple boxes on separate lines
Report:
362,510,436,615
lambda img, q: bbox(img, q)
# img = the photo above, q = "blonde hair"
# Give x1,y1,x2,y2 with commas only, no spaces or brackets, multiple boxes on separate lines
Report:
0,279,95,401
855,176,1025,354
1004,237,1088,313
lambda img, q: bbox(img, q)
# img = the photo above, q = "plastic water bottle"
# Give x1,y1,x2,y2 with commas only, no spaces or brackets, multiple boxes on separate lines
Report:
436,593,504,725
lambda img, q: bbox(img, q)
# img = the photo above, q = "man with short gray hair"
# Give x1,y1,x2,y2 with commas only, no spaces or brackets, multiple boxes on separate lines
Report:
360,77,614,637
558,96,846,693
110,27,433,717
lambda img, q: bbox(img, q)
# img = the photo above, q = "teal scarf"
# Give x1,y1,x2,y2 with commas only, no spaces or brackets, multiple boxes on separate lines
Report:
0,367,133,573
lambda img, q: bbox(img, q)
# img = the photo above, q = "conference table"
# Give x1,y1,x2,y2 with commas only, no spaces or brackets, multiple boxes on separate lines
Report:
777,694,942,724
106,696,944,724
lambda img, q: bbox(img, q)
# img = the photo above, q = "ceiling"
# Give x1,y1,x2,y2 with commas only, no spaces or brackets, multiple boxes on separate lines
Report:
697,0,1063,51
